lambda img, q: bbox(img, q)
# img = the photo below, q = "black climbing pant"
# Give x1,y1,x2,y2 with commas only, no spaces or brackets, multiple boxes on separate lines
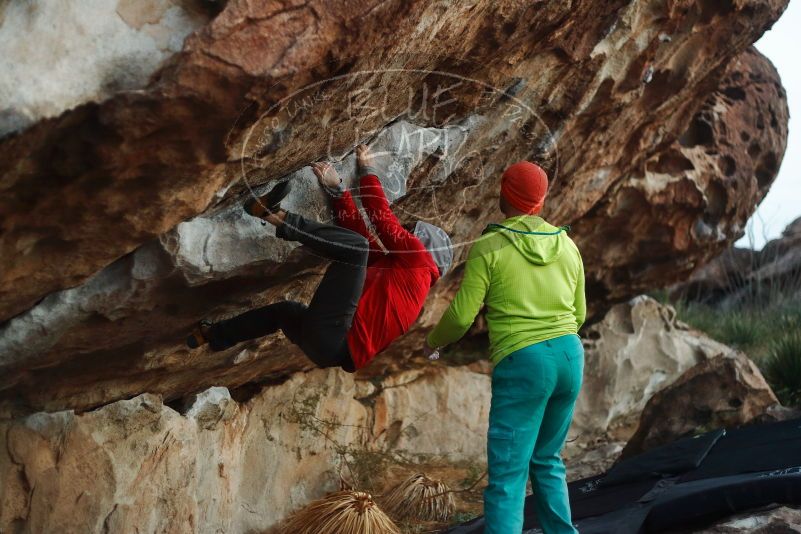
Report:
205,212,369,372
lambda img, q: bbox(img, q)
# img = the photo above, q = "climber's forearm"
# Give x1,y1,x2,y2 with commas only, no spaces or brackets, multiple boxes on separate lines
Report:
358,175,419,251
332,190,369,236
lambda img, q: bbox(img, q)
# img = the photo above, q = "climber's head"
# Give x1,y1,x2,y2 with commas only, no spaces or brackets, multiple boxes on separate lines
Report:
499,161,549,217
411,221,453,277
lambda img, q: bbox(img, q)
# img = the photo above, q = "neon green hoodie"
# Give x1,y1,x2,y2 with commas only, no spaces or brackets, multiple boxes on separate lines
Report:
427,215,585,365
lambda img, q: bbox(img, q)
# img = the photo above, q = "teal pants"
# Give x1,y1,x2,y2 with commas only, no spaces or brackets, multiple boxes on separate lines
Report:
484,334,584,534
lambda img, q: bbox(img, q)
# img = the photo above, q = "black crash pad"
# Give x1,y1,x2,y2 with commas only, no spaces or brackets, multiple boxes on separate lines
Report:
445,418,801,533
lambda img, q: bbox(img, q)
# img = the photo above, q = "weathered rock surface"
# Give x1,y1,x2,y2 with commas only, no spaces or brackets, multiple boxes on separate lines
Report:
0,365,492,533
0,0,790,414
0,2,794,531
4,0,782,321
0,0,215,137
695,505,801,533
571,295,735,440
621,351,780,458
0,296,760,532
571,45,788,306
672,215,801,306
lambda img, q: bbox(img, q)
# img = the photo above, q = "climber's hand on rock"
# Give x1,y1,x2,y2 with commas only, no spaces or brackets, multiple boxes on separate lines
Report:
356,144,374,169
312,162,340,188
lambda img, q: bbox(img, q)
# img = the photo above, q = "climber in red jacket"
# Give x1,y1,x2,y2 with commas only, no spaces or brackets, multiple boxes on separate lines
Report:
186,144,453,372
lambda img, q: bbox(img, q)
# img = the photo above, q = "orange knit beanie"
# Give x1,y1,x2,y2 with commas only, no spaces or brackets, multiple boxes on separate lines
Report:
501,161,549,215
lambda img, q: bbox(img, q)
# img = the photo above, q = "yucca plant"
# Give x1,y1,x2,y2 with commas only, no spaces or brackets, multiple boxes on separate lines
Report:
763,332,801,407
280,490,400,534
380,473,455,523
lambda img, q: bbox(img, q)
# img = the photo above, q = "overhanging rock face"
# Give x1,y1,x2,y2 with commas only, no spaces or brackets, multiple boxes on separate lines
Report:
0,0,215,136
0,0,790,413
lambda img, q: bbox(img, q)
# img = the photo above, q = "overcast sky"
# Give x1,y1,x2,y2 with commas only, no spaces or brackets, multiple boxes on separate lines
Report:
737,1,800,249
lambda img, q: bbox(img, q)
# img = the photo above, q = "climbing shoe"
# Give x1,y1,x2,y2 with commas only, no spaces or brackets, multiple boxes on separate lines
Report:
186,320,212,349
244,179,292,218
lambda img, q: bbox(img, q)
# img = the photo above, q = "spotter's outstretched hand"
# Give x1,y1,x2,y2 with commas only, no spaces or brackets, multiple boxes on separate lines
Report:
423,341,440,360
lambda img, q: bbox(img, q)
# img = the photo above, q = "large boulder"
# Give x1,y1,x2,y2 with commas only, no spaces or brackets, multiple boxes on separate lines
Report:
0,0,790,414
621,351,780,458
571,295,735,441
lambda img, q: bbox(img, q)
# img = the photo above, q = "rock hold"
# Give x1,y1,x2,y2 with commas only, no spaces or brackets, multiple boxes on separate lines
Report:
186,386,237,430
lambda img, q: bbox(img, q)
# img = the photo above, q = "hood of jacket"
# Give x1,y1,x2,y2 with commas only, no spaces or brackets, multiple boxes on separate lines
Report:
413,221,454,276
484,215,565,265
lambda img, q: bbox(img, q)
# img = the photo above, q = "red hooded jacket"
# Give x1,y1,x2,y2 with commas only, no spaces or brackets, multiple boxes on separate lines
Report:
332,173,440,369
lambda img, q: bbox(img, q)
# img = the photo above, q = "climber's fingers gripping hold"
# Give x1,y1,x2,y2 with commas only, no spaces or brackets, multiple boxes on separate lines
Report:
356,144,373,169
312,162,341,189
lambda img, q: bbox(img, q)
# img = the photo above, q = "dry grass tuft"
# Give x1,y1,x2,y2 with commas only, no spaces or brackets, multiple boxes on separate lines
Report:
381,473,455,523
280,490,400,534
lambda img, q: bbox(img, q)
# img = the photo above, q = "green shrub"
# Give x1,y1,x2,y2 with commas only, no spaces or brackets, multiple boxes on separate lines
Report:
672,301,719,335
775,304,801,332
763,332,801,407
673,303,762,350
667,285,801,407
718,312,761,349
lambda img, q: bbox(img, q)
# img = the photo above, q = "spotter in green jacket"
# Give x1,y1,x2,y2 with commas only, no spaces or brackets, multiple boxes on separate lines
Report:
426,214,585,365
